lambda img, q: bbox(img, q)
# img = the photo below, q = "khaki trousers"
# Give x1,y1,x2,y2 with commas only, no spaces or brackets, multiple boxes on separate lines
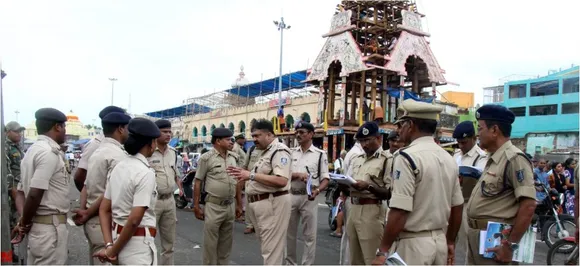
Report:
203,202,235,265
346,202,385,265
392,229,447,265
339,197,350,265
84,216,108,265
245,194,254,229
117,234,157,265
467,227,519,265
247,193,292,265
155,196,176,265
27,223,68,265
455,206,469,264
285,195,318,265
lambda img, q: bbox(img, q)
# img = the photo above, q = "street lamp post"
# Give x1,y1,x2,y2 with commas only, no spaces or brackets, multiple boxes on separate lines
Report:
274,17,290,108
109,78,117,105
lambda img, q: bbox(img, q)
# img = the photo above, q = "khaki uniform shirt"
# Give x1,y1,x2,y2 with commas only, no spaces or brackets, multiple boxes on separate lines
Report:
78,134,105,170
390,136,463,232
85,137,128,208
454,145,488,202
195,149,238,199
149,146,179,195
233,142,247,167
349,147,393,199
453,145,487,169
105,153,157,228
290,144,329,190
18,135,70,215
344,143,364,177
466,141,536,220
246,140,292,195
244,147,263,171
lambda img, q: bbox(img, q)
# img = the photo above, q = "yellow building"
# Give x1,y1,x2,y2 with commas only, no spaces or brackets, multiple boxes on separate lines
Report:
23,110,94,141
183,94,339,144
441,91,474,109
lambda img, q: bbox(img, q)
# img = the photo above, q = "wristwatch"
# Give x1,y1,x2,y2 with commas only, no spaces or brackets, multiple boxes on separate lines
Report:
249,172,256,181
376,250,388,257
502,240,519,250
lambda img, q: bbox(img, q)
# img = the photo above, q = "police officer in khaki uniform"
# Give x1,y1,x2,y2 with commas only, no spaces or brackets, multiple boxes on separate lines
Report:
149,119,183,265
233,133,247,167
465,105,536,264
345,121,393,265
193,128,242,265
72,112,131,265
452,120,488,263
372,100,464,265
237,144,263,234
227,119,292,265
286,121,330,265
75,105,126,191
93,118,161,265
13,108,69,265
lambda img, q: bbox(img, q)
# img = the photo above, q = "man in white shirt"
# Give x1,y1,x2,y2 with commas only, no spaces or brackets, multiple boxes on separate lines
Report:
339,140,364,265
334,150,347,174
452,121,488,264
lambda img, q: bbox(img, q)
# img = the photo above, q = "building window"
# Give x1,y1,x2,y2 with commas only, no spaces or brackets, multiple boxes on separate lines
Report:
509,107,526,117
530,80,559,97
563,77,579,94
562,102,579,114
529,104,557,116
508,84,526,98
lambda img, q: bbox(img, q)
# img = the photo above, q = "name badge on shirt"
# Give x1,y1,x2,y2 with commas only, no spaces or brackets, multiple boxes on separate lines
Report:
151,160,161,164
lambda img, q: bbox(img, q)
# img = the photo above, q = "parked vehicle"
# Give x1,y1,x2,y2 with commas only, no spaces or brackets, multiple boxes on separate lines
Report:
325,180,341,231
546,237,578,265
175,170,196,209
533,181,576,248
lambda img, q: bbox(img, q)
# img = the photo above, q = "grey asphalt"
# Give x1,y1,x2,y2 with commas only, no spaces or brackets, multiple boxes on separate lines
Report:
64,177,550,265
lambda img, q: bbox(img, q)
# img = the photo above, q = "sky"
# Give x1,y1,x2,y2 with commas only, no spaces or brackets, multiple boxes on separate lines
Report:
1,0,579,127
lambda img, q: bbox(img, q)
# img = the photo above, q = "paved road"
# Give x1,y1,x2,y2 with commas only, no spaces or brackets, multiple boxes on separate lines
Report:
63,178,550,265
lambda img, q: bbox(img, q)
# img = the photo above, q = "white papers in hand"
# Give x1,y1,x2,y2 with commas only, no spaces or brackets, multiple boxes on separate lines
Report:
329,173,357,185
306,174,313,196
385,252,407,266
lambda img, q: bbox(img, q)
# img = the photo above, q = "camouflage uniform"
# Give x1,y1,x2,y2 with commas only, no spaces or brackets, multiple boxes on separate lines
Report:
5,138,23,228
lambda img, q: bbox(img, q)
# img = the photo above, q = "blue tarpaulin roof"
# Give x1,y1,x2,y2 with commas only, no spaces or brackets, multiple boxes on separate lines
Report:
385,88,434,103
225,70,308,97
145,103,212,118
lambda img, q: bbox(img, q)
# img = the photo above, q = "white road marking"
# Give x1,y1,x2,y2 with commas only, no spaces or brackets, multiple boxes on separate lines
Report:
318,203,329,208
67,218,76,226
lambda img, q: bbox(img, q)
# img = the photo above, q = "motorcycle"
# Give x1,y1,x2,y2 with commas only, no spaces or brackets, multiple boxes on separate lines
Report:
325,180,343,231
546,237,578,265
175,170,196,209
533,181,576,248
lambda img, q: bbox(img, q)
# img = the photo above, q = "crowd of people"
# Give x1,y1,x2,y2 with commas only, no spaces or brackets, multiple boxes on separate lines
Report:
4,100,579,265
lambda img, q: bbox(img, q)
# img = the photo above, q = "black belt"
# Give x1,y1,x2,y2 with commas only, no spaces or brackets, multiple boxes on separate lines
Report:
158,193,173,200
248,191,289,203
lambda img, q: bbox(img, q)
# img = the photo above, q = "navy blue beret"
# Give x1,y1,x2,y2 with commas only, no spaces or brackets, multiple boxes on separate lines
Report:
99,106,125,119
35,108,67,123
356,121,380,139
154,119,171,129
128,118,161,138
295,121,315,132
476,104,515,124
102,112,131,125
453,121,476,139
212,127,233,138
387,131,399,140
